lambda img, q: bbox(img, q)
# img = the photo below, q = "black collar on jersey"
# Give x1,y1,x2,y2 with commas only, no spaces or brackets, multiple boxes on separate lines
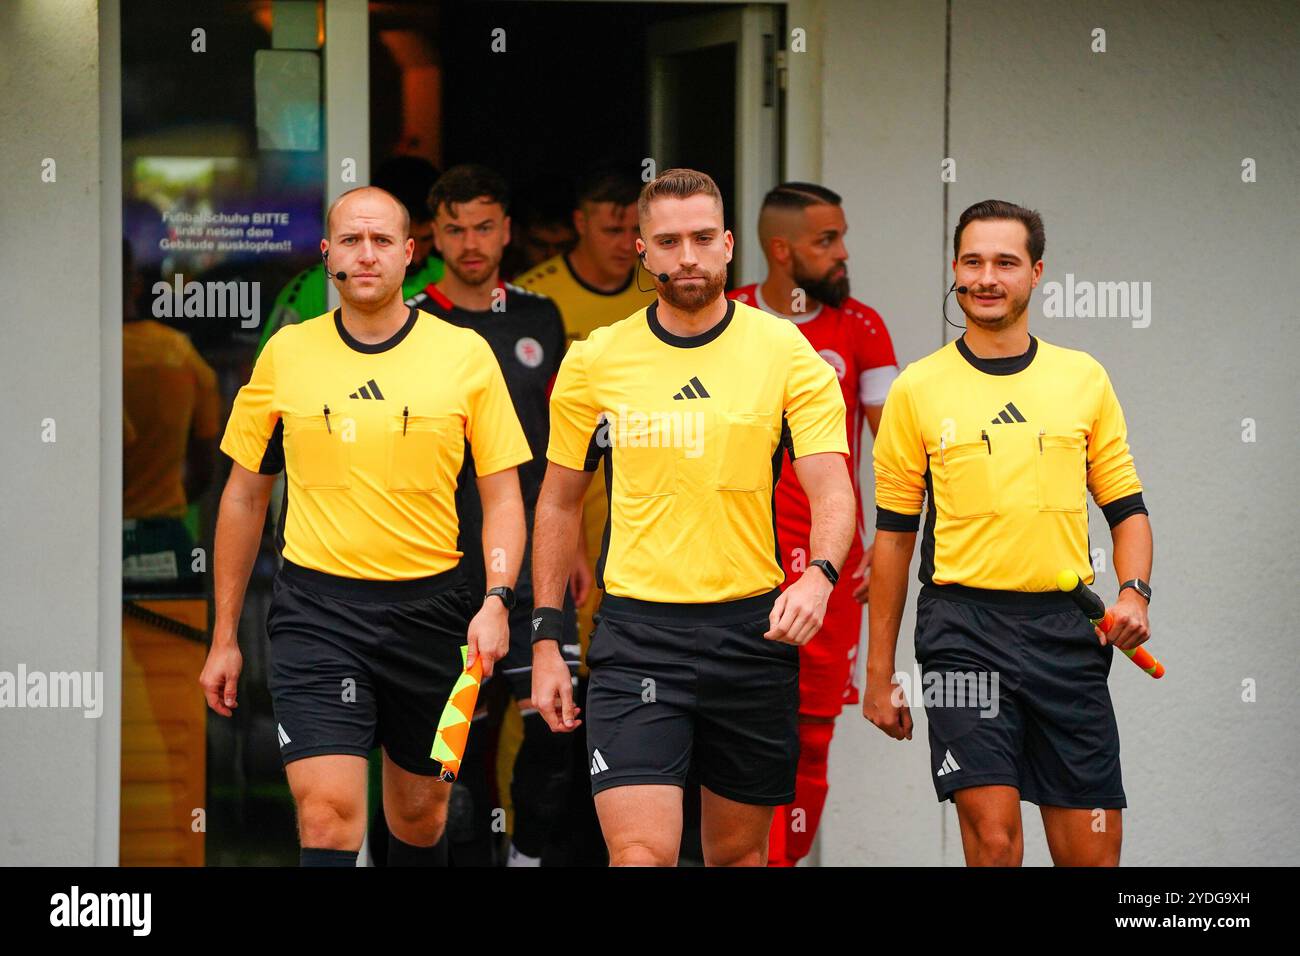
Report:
563,253,636,296
334,305,418,354
956,333,1038,375
647,298,734,349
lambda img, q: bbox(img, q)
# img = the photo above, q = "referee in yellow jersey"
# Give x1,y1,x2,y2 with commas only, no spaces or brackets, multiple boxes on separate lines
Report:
531,169,858,866
199,186,532,867
864,200,1153,866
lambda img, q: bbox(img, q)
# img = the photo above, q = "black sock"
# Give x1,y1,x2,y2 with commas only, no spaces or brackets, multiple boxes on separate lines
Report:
300,847,359,867
388,831,449,867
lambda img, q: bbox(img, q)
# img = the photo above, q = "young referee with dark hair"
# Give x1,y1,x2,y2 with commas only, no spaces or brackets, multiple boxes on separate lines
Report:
864,200,1153,866
408,164,582,866
199,186,532,866
531,168,857,866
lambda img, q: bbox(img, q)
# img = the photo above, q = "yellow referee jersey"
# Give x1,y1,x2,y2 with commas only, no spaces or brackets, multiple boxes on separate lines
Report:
221,307,532,580
873,335,1146,593
547,299,849,604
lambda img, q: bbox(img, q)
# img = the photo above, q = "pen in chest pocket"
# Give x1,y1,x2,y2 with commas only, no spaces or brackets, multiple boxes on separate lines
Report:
323,404,331,434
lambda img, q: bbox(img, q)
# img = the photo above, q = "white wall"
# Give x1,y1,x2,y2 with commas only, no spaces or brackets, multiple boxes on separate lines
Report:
818,0,1300,865
0,0,119,865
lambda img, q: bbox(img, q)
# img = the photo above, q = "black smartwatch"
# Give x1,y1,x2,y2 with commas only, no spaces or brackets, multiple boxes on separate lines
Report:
485,586,517,611
809,559,839,587
1118,579,1151,604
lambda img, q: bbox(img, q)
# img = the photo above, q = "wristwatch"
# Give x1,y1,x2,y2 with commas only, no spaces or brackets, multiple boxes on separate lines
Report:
486,586,517,611
1118,579,1152,604
809,559,839,587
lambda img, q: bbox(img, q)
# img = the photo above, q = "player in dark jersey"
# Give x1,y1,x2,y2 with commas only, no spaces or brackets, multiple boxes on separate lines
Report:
408,165,583,866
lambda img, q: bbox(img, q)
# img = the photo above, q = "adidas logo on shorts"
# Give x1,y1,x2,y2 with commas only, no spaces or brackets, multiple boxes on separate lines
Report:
590,748,609,776
277,723,291,748
936,749,960,777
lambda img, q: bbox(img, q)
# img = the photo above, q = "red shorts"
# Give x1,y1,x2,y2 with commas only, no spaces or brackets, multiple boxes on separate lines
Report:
779,537,865,718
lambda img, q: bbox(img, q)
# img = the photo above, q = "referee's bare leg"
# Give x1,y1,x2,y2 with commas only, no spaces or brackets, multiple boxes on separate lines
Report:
951,786,1122,866
285,755,369,852
281,743,455,856
590,785,772,867
380,750,453,849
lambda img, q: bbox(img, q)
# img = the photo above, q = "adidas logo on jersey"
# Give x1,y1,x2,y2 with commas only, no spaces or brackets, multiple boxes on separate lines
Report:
590,748,609,776
671,376,711,400
989,401,1026,424
936,749,960,777
348,379,385,400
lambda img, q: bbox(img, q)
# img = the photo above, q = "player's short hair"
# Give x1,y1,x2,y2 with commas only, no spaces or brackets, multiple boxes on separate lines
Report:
326,186,410,239
427,164,511,220
761,181,842,212
637,168,724,224
575,165,642,210
953,199,1045,263
373,155,442,223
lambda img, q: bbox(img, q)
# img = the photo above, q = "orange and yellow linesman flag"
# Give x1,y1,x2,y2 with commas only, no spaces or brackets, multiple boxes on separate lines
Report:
431,646,483,782
1057,569,1165,679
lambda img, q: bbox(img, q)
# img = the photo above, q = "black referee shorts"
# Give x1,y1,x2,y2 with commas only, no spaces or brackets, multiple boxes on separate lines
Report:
584,588,799,806
266,561,473,776
914,584,1126,809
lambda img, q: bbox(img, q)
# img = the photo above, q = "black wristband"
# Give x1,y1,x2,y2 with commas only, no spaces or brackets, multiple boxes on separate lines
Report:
530,606,564,646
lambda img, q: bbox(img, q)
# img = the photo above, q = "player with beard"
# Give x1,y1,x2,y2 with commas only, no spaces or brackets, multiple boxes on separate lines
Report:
531,169,857,865
406,165,582,866
728,182,899,866
865,200,1152,865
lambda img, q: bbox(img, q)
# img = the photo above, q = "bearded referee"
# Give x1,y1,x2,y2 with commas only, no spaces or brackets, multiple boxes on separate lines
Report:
531,169,857,866
199,186,532,866
864,200,1153,866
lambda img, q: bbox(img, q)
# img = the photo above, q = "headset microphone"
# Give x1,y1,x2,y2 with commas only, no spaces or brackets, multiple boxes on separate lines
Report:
942,282,969,330
636,251,670,292
322,251,347,282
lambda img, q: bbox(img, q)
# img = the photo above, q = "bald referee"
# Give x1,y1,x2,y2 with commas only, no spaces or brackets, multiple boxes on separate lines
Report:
199,186,532,866
865,200,1153,866
531,169,857,866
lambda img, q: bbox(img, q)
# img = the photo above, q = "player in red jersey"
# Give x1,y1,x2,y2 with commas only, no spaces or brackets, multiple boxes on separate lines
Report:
728,182,899,865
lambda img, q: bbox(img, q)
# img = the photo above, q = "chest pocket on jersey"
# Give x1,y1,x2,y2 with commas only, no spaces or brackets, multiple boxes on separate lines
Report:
933,440,996,519
716,411,775,492
285,413,351,490
387,414,458,493
614,425,678,498
1036,433,1087,512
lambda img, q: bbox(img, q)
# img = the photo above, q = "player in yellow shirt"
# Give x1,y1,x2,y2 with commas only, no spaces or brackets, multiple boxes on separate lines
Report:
530,169,857,866
199,186,532,867
864,200,1154,866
